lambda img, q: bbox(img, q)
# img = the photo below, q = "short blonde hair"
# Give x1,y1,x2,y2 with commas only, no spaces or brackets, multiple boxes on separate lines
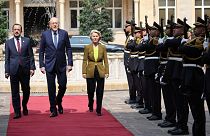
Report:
89,30,102,38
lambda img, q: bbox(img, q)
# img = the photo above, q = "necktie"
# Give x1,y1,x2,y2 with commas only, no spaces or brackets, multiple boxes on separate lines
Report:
16,38,21,53
54,32,58,48
16,37,22,65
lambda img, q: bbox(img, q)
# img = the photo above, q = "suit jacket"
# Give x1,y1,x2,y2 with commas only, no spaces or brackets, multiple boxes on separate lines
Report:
5,37,36,75
82,43,109,78
39,29,73,72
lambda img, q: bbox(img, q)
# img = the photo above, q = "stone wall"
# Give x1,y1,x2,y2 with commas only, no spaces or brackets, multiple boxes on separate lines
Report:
0,53,128,92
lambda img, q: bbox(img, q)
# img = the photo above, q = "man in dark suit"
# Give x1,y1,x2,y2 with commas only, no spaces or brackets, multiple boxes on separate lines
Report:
5,24,36,119
39,17,73,117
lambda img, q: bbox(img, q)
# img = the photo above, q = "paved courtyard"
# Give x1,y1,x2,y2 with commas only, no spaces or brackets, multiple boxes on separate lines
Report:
0,90,210,136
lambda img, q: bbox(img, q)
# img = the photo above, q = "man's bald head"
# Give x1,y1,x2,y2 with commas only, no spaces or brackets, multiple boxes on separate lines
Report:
49,17,59,31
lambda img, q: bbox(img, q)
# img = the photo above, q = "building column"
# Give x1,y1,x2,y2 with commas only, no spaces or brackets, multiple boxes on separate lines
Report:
134,0,140,26
59,0,65,29
15,0,21,24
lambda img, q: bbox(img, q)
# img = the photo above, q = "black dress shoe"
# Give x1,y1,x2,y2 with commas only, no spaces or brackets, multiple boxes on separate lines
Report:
158,120,166,126
168,127,179,133
135,104,144,108
138,108,151,114
170,128,189,135
96,112,102,116
58,105,63,114
50,111,58,117
89,107,93,112
146,115,153,119
124,99,136,104
22,105,28,115
23,109,28,116
131,104,144,109
159,121,175,128
147,115,162,121
13,112,21,119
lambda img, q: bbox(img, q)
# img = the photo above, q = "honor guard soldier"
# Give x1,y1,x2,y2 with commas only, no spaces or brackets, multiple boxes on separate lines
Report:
157,19,177,128
164,18,190,135
127,26,145,109
202,15,210,115
124,20,137,104
138,22,162,121
179,17,206,136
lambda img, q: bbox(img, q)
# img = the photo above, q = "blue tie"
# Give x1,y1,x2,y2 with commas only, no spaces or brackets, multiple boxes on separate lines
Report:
54,32,58,48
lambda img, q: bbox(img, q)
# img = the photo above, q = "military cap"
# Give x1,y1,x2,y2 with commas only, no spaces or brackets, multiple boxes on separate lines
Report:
166,20,176,28
125,20,137,27
149,21,162,31
193,17,205,27
134,27,143,33
174,18,191,29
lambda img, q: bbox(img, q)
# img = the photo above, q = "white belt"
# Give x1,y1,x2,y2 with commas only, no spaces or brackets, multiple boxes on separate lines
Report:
160,61,167,64
168,57,183,62
130,54,138,58
138,56,145,59
145,57,160,60
124,50,130,53
183,64,203,69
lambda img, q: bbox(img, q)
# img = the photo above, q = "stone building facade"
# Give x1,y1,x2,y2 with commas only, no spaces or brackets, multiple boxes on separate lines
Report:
1,0,210,44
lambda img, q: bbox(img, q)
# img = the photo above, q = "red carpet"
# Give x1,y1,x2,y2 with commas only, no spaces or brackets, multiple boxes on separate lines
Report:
7,96,133,136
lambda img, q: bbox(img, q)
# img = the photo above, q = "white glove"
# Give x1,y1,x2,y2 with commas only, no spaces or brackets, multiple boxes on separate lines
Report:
158,38,164,44
181,38,188,44
167,37,174,40
203,41,209,50
143,34,149,41
129,36,134,40
142,71,144,75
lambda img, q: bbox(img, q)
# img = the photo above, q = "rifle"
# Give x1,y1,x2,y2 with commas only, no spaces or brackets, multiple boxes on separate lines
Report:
170,15,174,36
160,18,164,38
183,17,188,39
131,18,135,37
205,14,209,40
145,15,150,37
139,21,143,28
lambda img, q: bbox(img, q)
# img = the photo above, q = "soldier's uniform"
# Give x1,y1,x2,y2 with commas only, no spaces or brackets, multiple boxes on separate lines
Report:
138,22,162,120
156,21,176,128
179,17,206,136
203,45,210,115
124,21,137,104
164,19,190,135
127,27,145,108
202,21,210,115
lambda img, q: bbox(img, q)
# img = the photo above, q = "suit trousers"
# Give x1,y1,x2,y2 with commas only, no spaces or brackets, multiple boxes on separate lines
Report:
124,52,135,100
161,82,176,123
172,79,189,130
10,65,30,113
86,66,105,113
145,74,162,117
187,92,206,136
136,73,144,104
143,76,152,111
46,65,67,112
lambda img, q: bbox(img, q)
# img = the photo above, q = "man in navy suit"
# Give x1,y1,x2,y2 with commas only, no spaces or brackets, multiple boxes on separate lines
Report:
5,24,36,119
39,17,73,117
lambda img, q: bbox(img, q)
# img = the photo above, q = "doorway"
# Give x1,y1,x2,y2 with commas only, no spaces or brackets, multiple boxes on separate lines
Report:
23,7,56,46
